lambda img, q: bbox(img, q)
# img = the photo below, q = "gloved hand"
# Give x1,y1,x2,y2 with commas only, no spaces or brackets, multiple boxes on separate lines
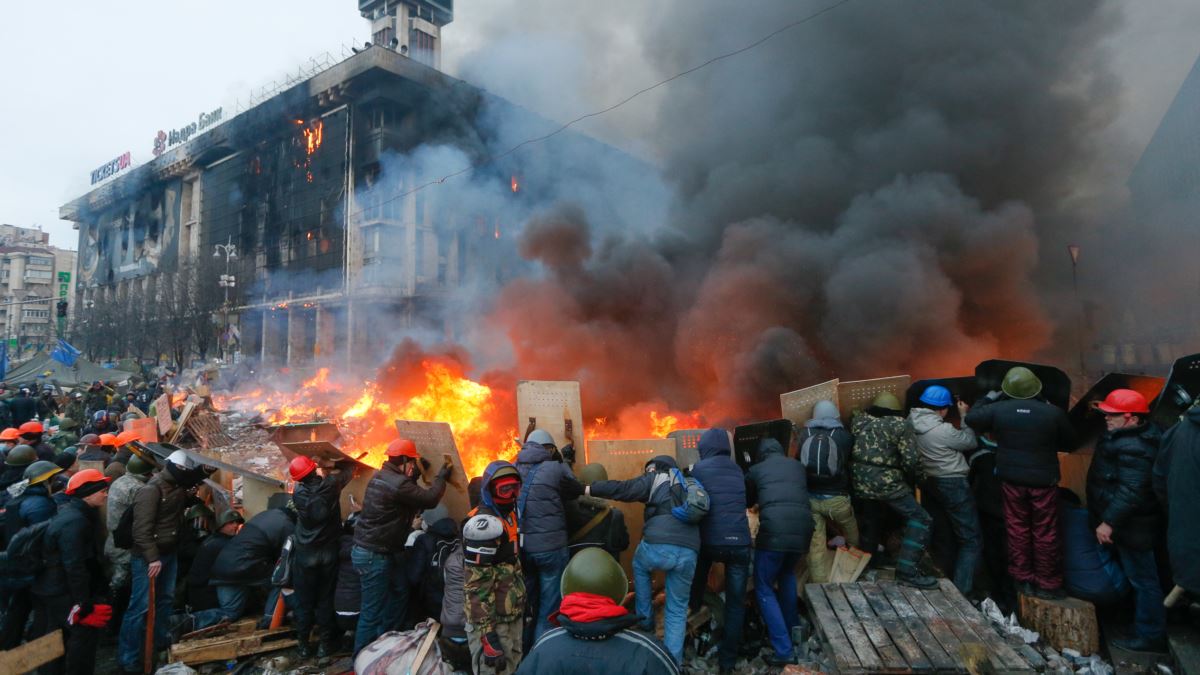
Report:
560,444,576,466
439,454,454,480
481,630,507,671
69,603,113,628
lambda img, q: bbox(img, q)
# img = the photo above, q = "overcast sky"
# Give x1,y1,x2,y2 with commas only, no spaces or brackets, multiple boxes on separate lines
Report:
0,1,1197,250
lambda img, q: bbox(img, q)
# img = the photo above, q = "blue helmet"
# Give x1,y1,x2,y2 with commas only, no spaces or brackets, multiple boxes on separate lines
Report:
919,385,953,408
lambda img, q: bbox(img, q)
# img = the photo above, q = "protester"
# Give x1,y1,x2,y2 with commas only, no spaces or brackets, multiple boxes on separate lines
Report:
291,456,354,658
0,427,19,459
746,437,813,667
464,461,525,675
83,381,111,418
7,389,37,427
199,494,297,628
1085,389,1166,653
518,548,678,675
909,385,981,594
0,444,36,495
437,506,471,672
965,367,1077,600
1155,399,1200,597
515,429,584,646
798,399,858,583
351,437,450,654
19,420,55,462
564,463,629,559
686,428,750,675
404,505,457,624
75,433,108,465
851,392,937,588
32,469,112,675
335,513,362,639
588,455,698,665
186,510,244,614
0,459,63,649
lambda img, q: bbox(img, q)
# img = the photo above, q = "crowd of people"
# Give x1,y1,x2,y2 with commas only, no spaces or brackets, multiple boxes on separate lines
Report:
0,363,1195,674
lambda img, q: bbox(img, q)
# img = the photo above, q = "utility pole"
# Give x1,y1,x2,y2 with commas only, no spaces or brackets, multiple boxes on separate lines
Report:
1068,244,1086,378
214,237,238,363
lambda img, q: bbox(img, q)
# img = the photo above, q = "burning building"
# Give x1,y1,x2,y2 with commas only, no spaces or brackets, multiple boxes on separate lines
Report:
58,3,652,371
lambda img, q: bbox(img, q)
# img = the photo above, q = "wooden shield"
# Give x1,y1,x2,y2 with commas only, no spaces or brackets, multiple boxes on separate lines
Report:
781,379,840,427
586,438,676,575
516,380,583,450
667,428,706,469
394,420,470,523
837,375,912,421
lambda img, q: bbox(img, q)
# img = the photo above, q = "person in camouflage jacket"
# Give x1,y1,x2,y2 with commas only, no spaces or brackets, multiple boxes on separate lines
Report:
464,460,526,675
850,393,936,588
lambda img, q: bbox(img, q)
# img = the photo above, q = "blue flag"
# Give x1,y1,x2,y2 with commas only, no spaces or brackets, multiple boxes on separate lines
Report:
50,338,81,367
0,341,7,381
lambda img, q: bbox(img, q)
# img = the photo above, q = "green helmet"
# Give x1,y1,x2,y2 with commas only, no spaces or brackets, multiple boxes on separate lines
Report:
126,455,154,476
5,445,36,467
59,417,79,431
217,510,245,528
23,460,62,485
561,547,628,604
1001,367,1042,400
871,392,903,412
184,503,215,521
578,463,608,486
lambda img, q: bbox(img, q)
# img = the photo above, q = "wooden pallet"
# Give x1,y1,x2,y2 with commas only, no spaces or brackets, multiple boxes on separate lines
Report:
168,626,296,665
804,580,1038,674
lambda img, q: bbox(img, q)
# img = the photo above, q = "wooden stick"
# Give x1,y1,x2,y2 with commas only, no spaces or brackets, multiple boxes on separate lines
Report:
407,621,441,675
144,574,156,675
1165,585,1187,608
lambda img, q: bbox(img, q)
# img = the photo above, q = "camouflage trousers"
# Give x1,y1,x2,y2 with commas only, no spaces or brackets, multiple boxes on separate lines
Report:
467,616,524,675
105,536,132,592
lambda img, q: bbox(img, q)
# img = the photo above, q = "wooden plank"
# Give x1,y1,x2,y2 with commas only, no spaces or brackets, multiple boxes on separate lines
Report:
920,584,1010,675
168,627,296,665
897,585,967,662
0,629,64,672
824,584,888,671
933,580,1031,673
410,621,441,673
838,584,907,671
155,394,173,435
169,401,198,443
1014,644,1046,672
881,583,957,672
804,584,864,674
859,582,933,671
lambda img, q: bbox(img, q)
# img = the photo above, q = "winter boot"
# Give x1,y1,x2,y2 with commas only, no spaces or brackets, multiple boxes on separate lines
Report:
895,518,938,589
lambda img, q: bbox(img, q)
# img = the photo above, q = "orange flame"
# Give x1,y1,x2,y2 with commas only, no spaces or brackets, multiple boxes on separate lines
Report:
585,404,704,441
510,175,520,193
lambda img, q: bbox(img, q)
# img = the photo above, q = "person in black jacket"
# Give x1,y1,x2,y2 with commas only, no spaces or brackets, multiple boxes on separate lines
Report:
686,428,750,674
1154,400,1200,598
335,514,361,638
32,469,112,675
352,437,450,654
964,367,1076,599
404,506,457,624
290,456,354,658
187,510,244,614
746,437,813,667
515,430,584,647
1085,390,1166,653
198,495,296,629
6,389,37,427
0,460,62,649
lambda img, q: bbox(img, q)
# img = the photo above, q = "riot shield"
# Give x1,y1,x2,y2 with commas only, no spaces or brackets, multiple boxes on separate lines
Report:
1151,353,1200,429
733,419,792,471
1068,373,1165,451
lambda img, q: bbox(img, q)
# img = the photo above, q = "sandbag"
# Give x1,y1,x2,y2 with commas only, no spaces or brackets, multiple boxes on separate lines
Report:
354,619,452,675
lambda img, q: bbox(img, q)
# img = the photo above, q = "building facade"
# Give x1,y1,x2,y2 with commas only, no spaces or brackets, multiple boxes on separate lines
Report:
0,225,78,359
59,2,650,369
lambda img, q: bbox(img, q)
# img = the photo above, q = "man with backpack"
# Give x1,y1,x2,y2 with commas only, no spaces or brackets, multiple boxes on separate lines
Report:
587,454,707,665
798,400,858,583
687,428,751,675
0,459,63,649
909,385,980,594
32,468,113,675
851,392,937,588
290,455,354,658
747,437,813,667
515,430,584,646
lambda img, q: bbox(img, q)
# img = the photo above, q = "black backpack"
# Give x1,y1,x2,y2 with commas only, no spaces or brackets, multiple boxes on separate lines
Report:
6,519,51,569
799,428,846,479
113,507,136,550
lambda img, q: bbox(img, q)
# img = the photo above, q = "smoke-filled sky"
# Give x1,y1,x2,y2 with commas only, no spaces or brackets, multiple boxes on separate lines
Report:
0,0,1196,250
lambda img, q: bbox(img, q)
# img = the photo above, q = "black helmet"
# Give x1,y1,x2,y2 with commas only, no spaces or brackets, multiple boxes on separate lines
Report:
5,445,36,467
560,548,628,605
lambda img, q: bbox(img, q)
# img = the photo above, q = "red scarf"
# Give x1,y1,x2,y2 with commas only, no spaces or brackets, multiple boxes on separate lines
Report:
552,592,629,626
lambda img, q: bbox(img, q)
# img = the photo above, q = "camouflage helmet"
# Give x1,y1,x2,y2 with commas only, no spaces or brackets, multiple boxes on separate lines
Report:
126,455,154,476
561,547,628,605
578,463,608,486
870,392,903,412
1001,366,1042,400
23,460,62,485
5,445,36,467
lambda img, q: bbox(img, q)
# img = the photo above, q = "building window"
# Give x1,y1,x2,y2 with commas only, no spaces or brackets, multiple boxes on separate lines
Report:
27,256,52,266
22,309,49,319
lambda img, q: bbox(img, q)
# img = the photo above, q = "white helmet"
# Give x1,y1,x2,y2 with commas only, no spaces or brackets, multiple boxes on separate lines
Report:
527,429,555,447
167,450,196,469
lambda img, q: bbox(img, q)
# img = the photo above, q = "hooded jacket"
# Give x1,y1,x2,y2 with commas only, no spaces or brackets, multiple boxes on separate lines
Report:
187,531,235,610
354,459,446,554
964,395,1076,487
850,408,921,500
590,455,699,551
515,440,584,554
802,413,854,495
464,460,526,634
687,429,750,548
517,595,679,675
1086,422,1160,551
3,482,56,546
1157,405,1200,592
746,439,813,553
908,408,977,478
405,516,460,620
209,507,297,585
439,527,466,639
35,496,105,605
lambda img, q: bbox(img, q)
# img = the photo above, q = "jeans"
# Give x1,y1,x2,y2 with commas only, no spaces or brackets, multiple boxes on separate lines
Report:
689,545,751,670
925,477,982,594
1114,544,1166,640
352,546,408,654
522,548,569,646
118,553,178,671
192,584,284,629
755,549,801,660
633,541,697,664
809,495,860,583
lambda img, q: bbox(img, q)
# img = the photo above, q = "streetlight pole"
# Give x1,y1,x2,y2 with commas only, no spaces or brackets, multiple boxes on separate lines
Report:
214,237,238,363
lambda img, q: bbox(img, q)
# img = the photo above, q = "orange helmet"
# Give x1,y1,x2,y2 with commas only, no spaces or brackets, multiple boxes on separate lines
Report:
0,428,19,441
99,433,120,447
18,421,43,436
386,438,419,458
65,468,111,496
116,429,141,446
1095,389,1151,415
289,456,318,481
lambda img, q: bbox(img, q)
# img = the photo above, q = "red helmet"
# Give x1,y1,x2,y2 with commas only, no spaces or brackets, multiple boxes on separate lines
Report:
66,468,111,495
0,428,19,441
386,438,419,458
1095,389,1150,415
99,433,120,447
289,456,317,481
18,421,43,436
